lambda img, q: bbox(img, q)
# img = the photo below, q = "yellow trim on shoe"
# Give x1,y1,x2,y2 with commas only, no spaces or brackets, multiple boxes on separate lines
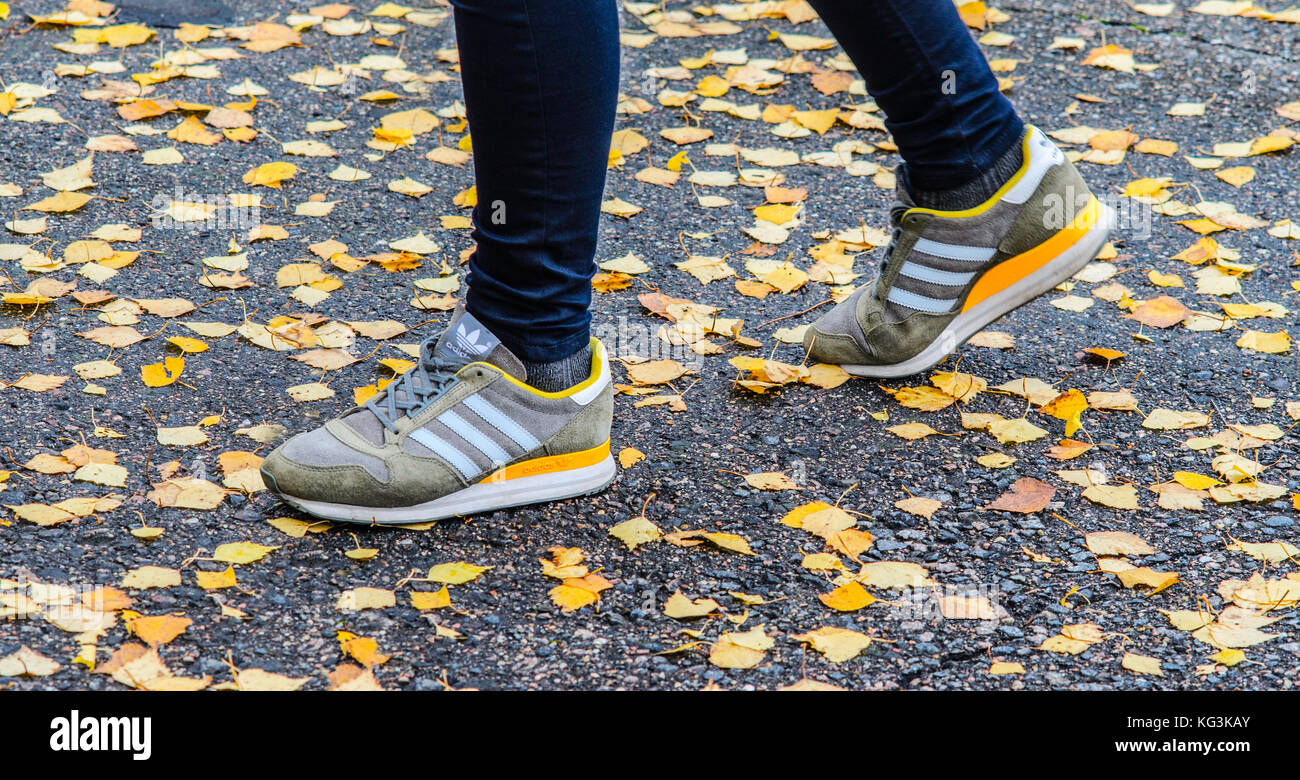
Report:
903,129,1036,220
478,439,611,483
961,196,1103,314
464,337,608,400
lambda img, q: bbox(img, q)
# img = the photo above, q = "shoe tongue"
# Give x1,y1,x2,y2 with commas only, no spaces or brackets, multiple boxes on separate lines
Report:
895,164,920,206
433,306,527,381
892,182,916,217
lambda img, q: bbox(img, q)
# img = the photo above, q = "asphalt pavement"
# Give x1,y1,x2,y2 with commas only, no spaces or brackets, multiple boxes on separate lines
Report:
1,0,1298,690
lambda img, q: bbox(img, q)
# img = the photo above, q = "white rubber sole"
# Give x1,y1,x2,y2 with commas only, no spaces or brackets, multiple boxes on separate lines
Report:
277,455,617,525
842,203,1116,379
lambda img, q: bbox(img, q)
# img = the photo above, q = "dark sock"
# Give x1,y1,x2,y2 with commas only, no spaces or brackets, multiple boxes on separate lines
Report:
520,344,592,392
903,131,1026,211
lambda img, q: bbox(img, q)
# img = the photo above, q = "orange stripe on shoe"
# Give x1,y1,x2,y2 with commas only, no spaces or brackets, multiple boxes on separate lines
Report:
961,197,1103,314
478,440,611,483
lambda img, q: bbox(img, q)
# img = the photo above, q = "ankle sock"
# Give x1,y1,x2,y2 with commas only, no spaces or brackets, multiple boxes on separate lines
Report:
521,344,592,392
903,131,1025,211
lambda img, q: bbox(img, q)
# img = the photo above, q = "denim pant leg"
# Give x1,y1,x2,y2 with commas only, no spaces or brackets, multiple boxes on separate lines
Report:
807,0,1023,190
450,0,619,362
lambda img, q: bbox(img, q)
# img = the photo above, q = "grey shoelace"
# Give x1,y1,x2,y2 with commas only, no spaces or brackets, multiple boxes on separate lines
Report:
364,339,468,432
877,200,909,283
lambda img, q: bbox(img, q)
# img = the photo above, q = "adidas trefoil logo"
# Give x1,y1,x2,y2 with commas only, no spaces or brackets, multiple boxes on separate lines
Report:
454,324,490,356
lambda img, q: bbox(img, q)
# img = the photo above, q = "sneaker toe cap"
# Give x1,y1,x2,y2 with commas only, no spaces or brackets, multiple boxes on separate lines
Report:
803,288,874,365
261,427,389,501
803,325,870,365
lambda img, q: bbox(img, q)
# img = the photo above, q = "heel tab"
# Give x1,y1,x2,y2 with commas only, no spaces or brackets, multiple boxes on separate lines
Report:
1002,126,1064,206
570,337,611,405
1023,125,1064,166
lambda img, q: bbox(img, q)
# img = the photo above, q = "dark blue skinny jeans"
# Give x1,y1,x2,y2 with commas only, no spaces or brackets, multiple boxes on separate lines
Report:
450,0,1022,361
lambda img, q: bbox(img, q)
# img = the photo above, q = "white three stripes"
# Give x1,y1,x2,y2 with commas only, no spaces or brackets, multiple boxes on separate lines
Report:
462,395,540,452
897,263,976,287
888,239,997,313
438,409,509,466
408,427,479,479
886,287,958,314
911,237,997,263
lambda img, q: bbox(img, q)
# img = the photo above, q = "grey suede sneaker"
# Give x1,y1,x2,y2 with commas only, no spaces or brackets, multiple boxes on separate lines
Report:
260,306,615,524
804,127,1115,378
